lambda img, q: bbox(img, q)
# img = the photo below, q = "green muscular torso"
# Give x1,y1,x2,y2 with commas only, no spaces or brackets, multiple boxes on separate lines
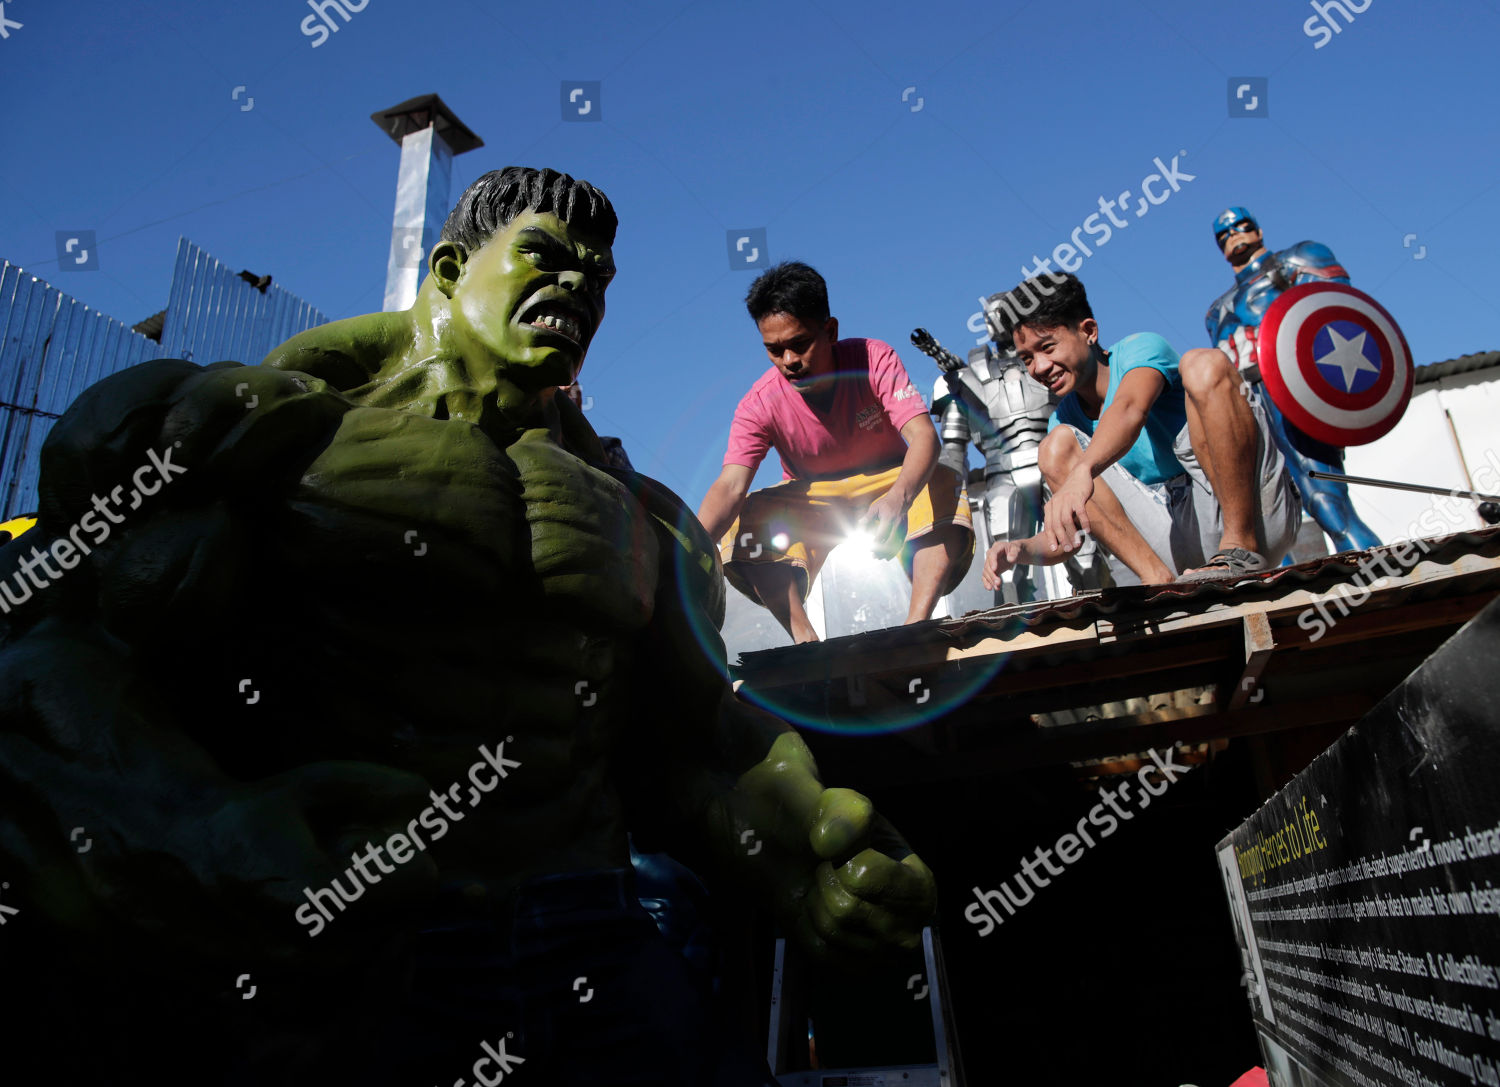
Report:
236,356,722,896
5,333,929,964
15,342,724,913
284,408,663,888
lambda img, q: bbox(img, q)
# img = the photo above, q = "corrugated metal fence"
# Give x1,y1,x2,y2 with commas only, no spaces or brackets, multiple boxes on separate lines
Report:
0,238,327,515
159,238,327,363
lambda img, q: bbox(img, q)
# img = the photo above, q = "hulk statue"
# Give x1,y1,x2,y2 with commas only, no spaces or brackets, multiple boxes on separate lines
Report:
0,167,935,1085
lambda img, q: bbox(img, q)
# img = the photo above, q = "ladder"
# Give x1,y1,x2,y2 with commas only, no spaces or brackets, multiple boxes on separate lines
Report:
766,926,965,1086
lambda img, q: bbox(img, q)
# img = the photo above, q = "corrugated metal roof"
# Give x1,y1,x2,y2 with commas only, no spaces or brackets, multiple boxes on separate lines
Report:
732,528,1500,783
1414,349,1500,386
734,526,1500,673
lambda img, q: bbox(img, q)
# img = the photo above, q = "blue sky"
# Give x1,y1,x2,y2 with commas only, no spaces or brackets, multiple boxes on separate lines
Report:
2,0,1496,509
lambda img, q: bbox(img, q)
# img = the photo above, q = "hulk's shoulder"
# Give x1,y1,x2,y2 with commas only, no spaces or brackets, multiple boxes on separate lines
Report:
262,311,414,391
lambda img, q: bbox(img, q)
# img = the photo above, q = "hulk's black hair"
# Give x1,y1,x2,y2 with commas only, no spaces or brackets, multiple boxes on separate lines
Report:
441,166,617,250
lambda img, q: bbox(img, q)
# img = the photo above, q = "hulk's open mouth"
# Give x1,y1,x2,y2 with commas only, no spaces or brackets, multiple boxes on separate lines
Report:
519,296,589,346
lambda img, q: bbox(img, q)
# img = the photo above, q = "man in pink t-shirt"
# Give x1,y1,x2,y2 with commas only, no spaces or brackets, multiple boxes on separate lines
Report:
697,262,973,643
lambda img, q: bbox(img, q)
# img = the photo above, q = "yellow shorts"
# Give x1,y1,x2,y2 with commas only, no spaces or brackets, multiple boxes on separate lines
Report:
718,464,974,605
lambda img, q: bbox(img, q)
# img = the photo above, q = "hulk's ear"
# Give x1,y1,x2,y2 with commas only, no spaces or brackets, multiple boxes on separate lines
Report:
428,241,468,298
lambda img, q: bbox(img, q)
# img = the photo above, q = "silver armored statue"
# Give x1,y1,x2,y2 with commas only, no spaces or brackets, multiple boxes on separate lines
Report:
914,322,1106,605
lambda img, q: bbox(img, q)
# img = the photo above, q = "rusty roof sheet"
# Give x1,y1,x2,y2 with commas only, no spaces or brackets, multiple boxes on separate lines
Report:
733,526,1500,675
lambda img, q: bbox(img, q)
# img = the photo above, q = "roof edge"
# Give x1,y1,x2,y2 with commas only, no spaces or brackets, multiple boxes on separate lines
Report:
1414,350,1500,386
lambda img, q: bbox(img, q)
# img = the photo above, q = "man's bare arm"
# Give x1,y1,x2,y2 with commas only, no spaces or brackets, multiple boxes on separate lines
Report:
696,463,755,543
886,415,941,506
1073,367,1165,478
857,415,941,558
1043,367,1165,552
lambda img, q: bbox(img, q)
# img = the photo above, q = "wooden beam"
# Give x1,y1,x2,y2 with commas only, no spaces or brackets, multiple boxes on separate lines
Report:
1225,611,1276,710
805,692,1377,787
1272,589,1498,648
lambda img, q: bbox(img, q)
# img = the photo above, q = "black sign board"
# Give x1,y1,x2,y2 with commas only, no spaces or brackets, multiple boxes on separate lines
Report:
1218,597,1500,1087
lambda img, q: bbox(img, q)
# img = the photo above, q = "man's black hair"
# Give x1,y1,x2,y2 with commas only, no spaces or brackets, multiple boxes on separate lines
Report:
441,166,618,250
990,272,1093,336
745,262,830,326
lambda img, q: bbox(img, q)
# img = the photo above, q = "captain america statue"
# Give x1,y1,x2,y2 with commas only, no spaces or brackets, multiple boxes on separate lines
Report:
915,323,1104,604
1205,206,1381,552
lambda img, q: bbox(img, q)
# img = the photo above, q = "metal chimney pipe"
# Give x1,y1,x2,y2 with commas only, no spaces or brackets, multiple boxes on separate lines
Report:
383,126,453,312
369,94,483,313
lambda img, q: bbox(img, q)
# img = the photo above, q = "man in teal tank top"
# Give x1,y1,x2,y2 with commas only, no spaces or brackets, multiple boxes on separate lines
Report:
980,273,1299,586
1049,330,1190,488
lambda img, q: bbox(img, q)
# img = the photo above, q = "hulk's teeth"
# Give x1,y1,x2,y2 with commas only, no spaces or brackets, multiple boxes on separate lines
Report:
530,313,580,341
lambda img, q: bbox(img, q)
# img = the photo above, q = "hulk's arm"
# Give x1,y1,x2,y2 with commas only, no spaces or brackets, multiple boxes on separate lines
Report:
613,467,935,957
0,359,432,959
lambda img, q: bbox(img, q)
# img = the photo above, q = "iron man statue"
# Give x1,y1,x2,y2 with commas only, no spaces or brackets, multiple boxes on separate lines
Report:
914,326,1105,604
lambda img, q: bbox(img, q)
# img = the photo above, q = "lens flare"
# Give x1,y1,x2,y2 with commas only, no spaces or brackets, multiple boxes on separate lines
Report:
735,648,1011,737
704,538,1015,737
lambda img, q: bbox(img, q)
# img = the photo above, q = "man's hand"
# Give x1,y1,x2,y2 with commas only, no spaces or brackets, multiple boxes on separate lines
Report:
981,539,1026,589
1043,464,1094,557
856,490,908,560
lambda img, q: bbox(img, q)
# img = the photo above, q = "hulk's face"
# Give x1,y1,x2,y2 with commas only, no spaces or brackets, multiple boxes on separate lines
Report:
446,210,615,391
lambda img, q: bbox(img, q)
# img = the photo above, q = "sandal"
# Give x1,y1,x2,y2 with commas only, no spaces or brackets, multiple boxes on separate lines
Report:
1177,547,1271,582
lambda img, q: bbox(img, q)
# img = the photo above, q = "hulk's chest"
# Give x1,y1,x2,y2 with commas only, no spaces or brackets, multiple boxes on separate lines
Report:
293,412,659,634
506,427,659,632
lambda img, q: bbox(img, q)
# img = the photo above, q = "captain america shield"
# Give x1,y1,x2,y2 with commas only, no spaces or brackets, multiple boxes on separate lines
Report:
1257,282,1413,446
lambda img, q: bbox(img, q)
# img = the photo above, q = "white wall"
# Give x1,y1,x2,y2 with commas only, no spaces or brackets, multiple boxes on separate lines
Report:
1342,368,1500,544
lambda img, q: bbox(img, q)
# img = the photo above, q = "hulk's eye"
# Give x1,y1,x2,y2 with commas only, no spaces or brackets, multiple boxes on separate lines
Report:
520,247,566,270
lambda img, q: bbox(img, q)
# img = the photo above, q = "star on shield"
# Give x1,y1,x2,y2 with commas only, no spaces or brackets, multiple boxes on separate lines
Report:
1315,324,1381,393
